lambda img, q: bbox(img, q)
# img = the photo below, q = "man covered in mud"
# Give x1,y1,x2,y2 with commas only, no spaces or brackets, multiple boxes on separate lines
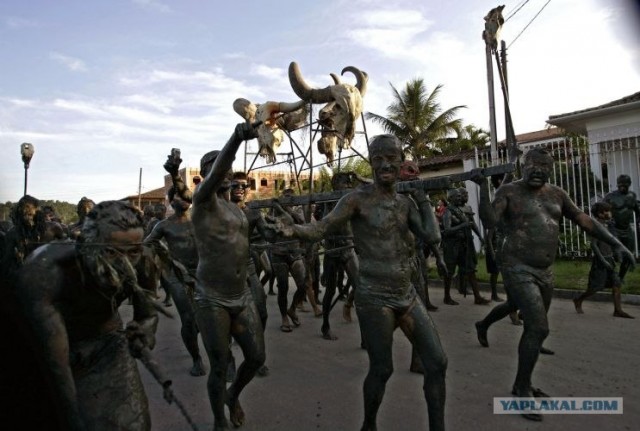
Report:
604,174,640,281
472,148,635,421
144,182,206,377
228,170,270,375
318,172,359,340
2,195,65,286
270,134,447,431
68,196,95,240
441,187,489,305
15,200,159,430
188,123,266,430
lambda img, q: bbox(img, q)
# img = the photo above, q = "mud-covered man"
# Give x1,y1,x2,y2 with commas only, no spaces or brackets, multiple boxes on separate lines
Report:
270,134,447,431
144,184,206,376
188,123,266,430
604,174,640,281
15,200,159,430
472,148,635,421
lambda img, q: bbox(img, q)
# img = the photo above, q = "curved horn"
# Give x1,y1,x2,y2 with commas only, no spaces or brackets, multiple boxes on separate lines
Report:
233,98,254,121
341,66,368,97
329,73,342,85
278,100,306,113
288,62,335,103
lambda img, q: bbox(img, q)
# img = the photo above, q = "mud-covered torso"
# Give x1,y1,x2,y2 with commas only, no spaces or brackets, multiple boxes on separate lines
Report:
154,216,198,270
498,182,565,268
604,190,638,234
350,189,416,289
192,197,250,302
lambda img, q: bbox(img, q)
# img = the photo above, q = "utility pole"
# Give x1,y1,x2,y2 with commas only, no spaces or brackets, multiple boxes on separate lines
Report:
485,44,498,164
482,5,505,164
137,167,142,209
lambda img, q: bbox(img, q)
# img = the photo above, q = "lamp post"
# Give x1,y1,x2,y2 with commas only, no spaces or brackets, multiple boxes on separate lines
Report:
20,143,34,196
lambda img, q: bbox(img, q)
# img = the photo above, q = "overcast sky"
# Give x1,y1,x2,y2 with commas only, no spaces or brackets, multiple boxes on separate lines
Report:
1,0,639,204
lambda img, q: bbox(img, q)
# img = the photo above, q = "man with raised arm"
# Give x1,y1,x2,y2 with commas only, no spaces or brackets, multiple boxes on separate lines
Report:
269,134,447,431
188,123,266,430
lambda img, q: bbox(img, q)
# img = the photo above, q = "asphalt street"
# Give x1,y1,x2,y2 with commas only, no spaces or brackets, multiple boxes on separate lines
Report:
121,283,640,431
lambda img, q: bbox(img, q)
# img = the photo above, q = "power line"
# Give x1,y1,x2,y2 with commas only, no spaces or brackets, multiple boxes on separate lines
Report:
505,0,531,22
508,0,552,49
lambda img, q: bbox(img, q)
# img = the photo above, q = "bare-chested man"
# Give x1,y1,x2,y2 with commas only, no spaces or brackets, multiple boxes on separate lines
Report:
15,200,159,430
270,134,447,431
68,197,95,240
472,148,635,421
189,123,266,430
604,174,640,281
229,171,270,376
441,188,489,305
2,195,65,286
318,172,359,340
144,185,206,376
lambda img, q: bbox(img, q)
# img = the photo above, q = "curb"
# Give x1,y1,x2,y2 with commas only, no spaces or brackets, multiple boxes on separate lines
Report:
426,279,640,306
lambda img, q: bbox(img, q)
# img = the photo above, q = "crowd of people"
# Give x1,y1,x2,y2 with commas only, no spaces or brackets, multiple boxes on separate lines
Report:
1,121,638,430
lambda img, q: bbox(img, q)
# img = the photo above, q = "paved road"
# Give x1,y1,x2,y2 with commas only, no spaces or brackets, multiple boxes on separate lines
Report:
121,284,640,431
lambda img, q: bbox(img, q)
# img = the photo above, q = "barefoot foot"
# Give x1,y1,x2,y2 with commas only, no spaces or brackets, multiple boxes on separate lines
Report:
190,358,207,376
614,310,634,319
226,397,245,428
573,298,584,314
475,321,489,347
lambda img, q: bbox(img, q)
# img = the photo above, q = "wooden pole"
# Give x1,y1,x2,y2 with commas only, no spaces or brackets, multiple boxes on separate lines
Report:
485,44,498,164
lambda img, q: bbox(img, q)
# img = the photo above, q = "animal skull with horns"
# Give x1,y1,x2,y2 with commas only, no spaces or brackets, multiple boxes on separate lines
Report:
233,98,308,164
288,62,368,166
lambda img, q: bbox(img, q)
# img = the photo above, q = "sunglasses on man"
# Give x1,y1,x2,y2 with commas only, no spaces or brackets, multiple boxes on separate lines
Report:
230,182,250,190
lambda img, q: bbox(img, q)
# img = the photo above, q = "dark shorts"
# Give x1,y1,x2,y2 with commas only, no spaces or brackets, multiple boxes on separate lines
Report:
443,238,477,274
588,258,621,291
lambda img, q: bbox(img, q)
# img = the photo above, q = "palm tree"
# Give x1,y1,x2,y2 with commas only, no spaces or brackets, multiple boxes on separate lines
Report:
438,124,491,156
365,79,466,159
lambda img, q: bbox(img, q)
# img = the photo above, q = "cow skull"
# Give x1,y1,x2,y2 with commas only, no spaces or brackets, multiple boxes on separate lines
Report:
233,98,307,164
288,62,368,166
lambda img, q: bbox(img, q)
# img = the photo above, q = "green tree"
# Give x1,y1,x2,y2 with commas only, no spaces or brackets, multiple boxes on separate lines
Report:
317,155,372,192
365,79,466,159
439,124,490,156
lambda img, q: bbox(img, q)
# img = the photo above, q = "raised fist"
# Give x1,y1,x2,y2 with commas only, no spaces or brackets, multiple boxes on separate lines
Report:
234,122,259,141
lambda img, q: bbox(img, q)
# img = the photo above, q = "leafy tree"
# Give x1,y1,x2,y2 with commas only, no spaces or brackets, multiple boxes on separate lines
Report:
317,155,372,192
365,79,465,159
439,124,491,156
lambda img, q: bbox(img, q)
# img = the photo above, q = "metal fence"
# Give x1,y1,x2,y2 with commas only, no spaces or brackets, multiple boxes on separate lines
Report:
468,135,640,258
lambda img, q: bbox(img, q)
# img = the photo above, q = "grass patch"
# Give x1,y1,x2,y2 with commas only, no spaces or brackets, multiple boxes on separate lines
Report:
429,256,640,295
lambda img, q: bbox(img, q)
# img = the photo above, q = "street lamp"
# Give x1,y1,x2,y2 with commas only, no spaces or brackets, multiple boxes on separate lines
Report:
20,143,34,196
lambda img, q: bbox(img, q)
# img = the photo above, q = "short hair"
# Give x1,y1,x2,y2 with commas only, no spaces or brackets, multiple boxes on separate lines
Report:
82,201,144,243
446,188,460,199
154,203,167,218
232,171,248,181
331,172,353,189
77,197,95,217
591,201,612,216
523,147,553,164
143,204,155,217
11,195,39,225
200,150,220,177
369,134,405,160
617,174,631,185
